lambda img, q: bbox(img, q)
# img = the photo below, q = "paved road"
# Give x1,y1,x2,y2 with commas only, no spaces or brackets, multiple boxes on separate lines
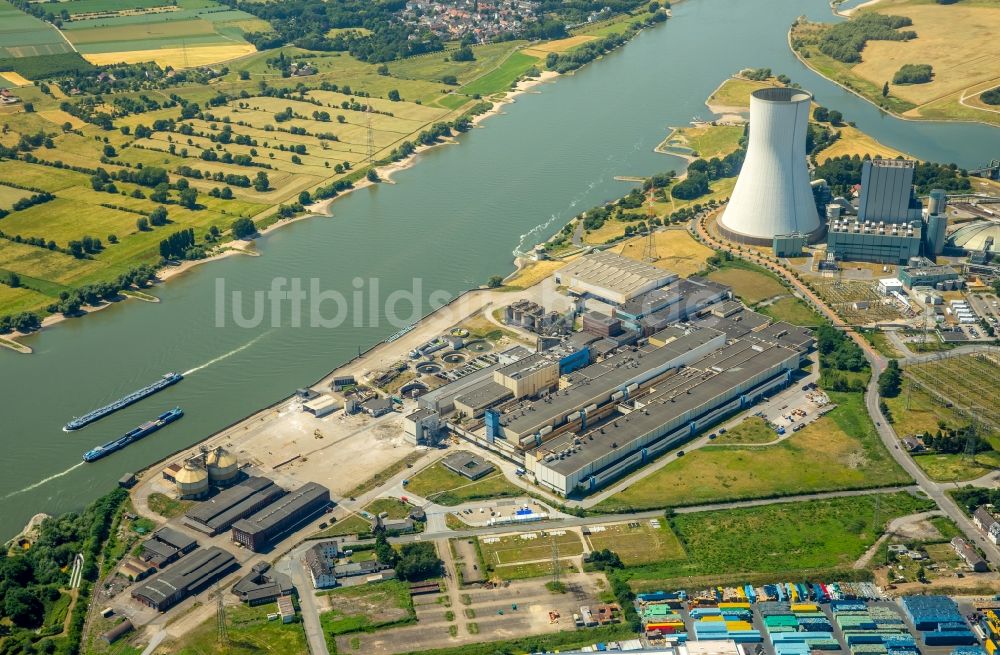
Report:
281,547,330,655
692,211,1000,567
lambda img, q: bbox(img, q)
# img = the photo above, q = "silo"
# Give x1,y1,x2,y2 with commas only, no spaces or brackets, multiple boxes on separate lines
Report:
206,446,238,487
926,213,948,257
719,87,821,245
928,188,948,216
174,459,209,499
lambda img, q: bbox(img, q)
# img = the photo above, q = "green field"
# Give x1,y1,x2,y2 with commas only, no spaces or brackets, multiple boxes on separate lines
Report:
365,497,413,520
760,296,826,326
623,492,934,589
0,1,74,59
710,416,777,444
595,392,912,512
479,530,583,567
312,513,371,539
585,520,686,566
404,461,521,506
707,259,788,305
492,559,578,580
458,51,540,97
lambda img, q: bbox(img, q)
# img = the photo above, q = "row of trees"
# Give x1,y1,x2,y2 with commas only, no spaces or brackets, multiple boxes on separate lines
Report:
812,154,972,197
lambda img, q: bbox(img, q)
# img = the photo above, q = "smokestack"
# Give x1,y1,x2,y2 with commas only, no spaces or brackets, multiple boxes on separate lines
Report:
718,87,821,245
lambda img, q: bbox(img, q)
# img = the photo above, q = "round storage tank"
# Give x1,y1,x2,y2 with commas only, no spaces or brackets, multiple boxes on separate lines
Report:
206,446,238,486
175,459,209,499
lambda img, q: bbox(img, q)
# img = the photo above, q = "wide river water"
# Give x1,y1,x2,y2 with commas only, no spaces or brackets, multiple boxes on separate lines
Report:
1,0,997,539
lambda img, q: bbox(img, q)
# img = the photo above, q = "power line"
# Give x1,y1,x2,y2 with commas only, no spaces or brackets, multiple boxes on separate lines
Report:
216,581,228,646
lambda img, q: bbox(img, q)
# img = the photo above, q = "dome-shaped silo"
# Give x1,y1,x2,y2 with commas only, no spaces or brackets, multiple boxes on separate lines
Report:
174,459,209,499
206,446,238,487
718,87,822,245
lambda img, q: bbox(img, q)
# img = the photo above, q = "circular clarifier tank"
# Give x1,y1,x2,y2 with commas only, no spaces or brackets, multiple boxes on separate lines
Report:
416,362,442,374
400,381,429,397
466,340,493,353
443,353,467,364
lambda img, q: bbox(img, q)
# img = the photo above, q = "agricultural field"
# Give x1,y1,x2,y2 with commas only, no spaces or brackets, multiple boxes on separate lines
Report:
594,392,912,512
584,519,686,566
403,461,521,506
0,1,74,60
791,0,1000,126
153,601,309,655
623,492,934,590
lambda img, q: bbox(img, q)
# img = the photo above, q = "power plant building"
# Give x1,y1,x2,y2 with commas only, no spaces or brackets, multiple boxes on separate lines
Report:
857,159,922,224
231,482,330,552
719,88,821,244
826,218,923,264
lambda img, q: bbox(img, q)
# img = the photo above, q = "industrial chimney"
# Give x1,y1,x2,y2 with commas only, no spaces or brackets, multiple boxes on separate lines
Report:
718,87,821,245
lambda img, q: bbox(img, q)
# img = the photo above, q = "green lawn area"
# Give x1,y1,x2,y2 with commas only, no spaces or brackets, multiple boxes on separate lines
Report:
707,260,788,305
345,451,425,498
679,124,745,159
912,449,1000,483
146,492,191,519
364,497,412,519
169,601,308,655
706,76,780,110
311,514,371,539
622,492,934,589
479,531,583,567
760,296,825,326
711,417,777,444
862,330,901,358
404,461,521,506
594,392,911,512
585,520,686,566
397,625,637,655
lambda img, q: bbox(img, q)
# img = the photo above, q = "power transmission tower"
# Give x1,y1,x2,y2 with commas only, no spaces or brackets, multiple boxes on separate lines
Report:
551,536,560,586
642,187,658,263
216,581,229,646
963,412,979,463
365,104,376,168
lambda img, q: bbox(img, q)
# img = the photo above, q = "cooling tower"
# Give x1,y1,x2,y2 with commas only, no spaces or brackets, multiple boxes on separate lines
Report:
718,87,821,245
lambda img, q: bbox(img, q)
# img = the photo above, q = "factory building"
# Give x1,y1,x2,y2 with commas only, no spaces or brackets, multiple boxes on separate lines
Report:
719,88,821,244
442,451,495,480
554,250,677,305
773,233,808,258
417,345,530,413
173,459,210,500
504,299,569,335
947,219,999,255
526,338,803,495
826,218,923,264
403,408,441,445
231,482,330,552
493,353,561,398
857,159,923,224
613,276,731,335
232,562,294,606
899,262,960,289
454,382,514,418
183,477,286,536
139,527,198,568
205,446,238,487
131,546,237,611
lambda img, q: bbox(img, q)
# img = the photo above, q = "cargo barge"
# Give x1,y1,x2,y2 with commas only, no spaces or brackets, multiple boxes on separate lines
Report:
64,372,182,431
83,408,183,462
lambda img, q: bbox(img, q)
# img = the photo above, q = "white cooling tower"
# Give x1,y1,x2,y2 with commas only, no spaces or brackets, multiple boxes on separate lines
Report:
718,87,821,245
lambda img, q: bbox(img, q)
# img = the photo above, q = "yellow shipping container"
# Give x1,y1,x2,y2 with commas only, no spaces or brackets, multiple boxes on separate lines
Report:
727,622,753,631
700,616,725,622
985,639,996,655
791,604,818,612
720,602,752,609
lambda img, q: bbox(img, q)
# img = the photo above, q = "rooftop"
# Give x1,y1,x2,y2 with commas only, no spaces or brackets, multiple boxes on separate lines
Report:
184,477,284,532
231,482,329,537
558,250,677,300
132,547,236,607
454,381,513,410
495,353,556,380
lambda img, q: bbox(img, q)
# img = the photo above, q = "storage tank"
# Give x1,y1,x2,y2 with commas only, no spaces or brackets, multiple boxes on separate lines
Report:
718,87,821,245
926,213,948,257
928,188,948,216
206,446,238,487
174,459,209,499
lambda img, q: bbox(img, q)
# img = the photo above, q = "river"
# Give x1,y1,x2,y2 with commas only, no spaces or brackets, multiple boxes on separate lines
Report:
0,0,996,540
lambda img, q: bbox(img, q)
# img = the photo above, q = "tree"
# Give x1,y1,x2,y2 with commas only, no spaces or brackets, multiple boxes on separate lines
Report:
239,70,250,80
813,106,829,122
178,187,198,209
878,360,903,398
394,542,442,581
377,64,389,76
828,109,843,124
387,89,400,102
149,206,168,226
882,81,890,97
366,169,380,183
441,74,458,86
231,217,257,239
136,217,149,231
4,588,43,629
253,171,270,192
487,275,503,288
374,531,398,568
451,46,475,62
2,271,20,288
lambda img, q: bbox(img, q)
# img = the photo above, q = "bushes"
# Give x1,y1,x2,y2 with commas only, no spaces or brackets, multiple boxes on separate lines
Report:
231,217,257,239
818,13,916,63
980,86,1000,106
892,63,933,84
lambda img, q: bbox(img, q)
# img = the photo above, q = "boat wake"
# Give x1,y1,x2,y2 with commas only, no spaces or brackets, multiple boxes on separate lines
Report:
183,331,270,376
4,462,85,499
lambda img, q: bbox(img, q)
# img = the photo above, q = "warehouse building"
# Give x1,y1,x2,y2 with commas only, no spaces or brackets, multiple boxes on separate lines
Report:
554,250,677,305
183,477,286,535
454,382,514,418
525,338,802,495
131,546,237,611
139,527,198,568
442,451,495,480
232,562,294,606
899,262,960,289
231,482,330,552
613,277,731,335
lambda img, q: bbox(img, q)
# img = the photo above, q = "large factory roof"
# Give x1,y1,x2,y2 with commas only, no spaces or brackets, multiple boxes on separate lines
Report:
454,382,514,411
132,547,236,608
534,340,798,476
231,482,329,537
499,327,724,437
496,353,555,379
948,219,1000,252
184,477,284,533
557,251,677,301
